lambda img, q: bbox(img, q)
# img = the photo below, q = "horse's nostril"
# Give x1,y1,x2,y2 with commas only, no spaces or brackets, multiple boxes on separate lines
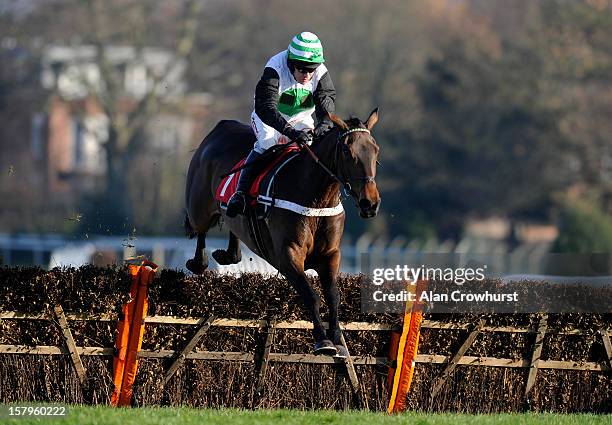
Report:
359,199,372,210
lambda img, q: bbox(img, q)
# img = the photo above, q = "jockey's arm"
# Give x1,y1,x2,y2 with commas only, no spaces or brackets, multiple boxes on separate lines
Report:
313,72,336,140
254,67,294,136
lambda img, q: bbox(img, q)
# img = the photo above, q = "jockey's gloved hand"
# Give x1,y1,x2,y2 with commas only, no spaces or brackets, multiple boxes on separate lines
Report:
284,127,312,146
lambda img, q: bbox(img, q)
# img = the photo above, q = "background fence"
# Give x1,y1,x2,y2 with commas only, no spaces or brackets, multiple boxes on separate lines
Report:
0,233,552,275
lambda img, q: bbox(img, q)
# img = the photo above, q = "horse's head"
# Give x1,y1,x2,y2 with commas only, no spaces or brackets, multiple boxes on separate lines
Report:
329,108,381,218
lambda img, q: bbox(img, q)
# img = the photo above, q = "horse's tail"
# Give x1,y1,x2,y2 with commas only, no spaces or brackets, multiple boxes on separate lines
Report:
184,212,196,239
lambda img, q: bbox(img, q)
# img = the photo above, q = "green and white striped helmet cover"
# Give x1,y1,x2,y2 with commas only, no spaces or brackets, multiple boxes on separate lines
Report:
287,32,324,64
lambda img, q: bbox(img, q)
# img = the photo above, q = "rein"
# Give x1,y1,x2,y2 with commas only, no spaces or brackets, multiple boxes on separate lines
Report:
299,127,373,206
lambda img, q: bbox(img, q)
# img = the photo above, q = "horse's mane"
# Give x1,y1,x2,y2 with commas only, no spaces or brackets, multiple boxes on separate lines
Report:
313,116,365,147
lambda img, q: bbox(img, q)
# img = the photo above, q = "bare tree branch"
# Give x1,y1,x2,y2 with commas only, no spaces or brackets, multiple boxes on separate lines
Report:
123,0,203,155
85,0,121,119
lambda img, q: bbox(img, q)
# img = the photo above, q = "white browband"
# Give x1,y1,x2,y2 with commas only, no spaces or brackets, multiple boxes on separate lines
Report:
338,128,370,139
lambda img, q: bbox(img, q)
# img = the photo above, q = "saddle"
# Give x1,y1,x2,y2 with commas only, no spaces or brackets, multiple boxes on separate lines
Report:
215,146,301,218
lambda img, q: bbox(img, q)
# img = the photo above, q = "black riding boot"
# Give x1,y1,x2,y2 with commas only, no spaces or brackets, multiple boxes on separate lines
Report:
226,150,263,218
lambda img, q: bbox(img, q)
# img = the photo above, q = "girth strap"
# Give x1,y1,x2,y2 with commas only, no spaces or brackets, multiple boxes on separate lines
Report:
247,208,270,263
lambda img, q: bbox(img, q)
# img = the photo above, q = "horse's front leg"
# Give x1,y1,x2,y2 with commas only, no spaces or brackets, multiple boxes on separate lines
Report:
316,250,347,357
279,248,337,356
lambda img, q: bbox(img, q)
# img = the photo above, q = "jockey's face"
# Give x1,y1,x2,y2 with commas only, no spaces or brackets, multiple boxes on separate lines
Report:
293,67,315,84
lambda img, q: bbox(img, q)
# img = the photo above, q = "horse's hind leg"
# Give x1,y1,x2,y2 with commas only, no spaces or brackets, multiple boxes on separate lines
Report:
212,231,242,265
186,233,208,274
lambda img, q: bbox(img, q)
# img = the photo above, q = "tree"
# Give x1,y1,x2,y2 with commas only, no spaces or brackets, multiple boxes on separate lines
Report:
79,0,203,233
538,0,612,213
383,3,576,240
552,200,612,253
3,0,205,234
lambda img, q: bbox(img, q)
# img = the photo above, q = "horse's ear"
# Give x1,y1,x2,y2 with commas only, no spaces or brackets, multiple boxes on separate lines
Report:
366,107,379,130
328,113,349,130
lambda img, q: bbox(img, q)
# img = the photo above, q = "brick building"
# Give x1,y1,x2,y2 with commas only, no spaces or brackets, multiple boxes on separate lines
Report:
33,45,210,193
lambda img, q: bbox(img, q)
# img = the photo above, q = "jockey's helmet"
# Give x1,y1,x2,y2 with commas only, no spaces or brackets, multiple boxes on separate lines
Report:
287,31,324,71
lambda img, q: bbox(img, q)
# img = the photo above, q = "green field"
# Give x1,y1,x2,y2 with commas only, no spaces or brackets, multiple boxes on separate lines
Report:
1,406,610,425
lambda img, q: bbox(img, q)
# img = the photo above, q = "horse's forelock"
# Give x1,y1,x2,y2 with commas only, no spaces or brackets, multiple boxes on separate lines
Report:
345,117,365,129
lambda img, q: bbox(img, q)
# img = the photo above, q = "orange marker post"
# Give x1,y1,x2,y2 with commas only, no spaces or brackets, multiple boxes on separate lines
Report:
387,279,428,413
111,261,157,407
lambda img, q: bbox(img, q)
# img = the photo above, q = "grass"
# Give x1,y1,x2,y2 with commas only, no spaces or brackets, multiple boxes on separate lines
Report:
1,405,610,425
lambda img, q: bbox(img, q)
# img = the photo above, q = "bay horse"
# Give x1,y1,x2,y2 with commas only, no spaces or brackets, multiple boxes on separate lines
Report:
184,109,380,356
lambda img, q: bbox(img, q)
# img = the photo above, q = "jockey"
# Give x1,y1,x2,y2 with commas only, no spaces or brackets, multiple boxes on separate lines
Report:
226,31,336,218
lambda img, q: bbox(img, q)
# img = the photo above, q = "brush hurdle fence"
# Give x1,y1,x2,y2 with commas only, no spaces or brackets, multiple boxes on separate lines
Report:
1,311,610,409
0,263,610,412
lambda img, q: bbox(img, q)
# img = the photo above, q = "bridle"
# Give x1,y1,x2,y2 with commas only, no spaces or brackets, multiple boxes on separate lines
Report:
300,126,376,206
336,127,376,184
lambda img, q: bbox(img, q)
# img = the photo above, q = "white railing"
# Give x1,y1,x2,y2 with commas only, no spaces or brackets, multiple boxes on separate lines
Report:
0,233,553,276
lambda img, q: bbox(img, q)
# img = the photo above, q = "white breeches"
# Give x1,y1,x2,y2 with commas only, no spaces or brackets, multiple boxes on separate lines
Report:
251,111,314,153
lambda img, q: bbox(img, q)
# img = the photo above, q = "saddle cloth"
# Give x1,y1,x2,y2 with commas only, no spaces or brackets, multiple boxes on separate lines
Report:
215,146,301,206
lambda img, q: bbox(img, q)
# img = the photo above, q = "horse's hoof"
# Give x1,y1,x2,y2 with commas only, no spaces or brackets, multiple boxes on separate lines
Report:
186,258,208,274
334,344,349,359
314,339,337,356
212,249,242,265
